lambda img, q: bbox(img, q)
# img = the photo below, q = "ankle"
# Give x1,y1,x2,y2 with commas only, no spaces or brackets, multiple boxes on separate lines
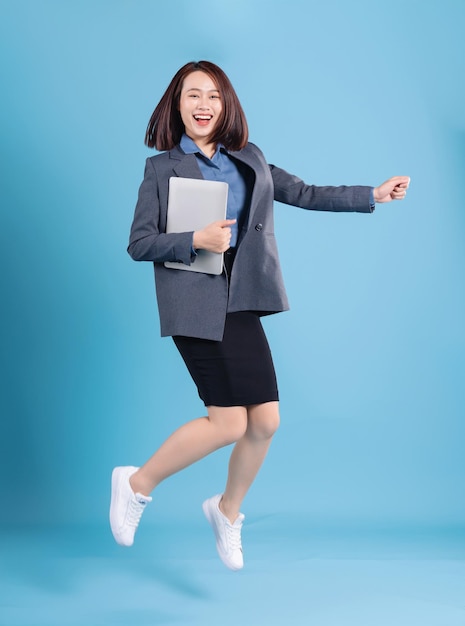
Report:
129,471,152,497
219,496,239,524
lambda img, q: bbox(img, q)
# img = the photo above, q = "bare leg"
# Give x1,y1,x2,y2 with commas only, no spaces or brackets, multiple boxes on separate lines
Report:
220,401,280,523
130,406,248,496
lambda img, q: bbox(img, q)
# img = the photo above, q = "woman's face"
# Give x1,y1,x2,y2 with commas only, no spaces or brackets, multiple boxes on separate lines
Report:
179,71,222,152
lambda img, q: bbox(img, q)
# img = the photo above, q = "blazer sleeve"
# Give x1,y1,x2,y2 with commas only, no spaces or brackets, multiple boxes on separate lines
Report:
128,158,195,264
269,164,373,213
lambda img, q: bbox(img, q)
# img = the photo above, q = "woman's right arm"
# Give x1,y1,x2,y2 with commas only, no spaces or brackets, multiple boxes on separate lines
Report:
128,158,236,262
127,158,195,265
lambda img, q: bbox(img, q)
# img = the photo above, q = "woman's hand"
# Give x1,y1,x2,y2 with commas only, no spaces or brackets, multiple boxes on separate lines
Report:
373,176,410,203
193,219,236,253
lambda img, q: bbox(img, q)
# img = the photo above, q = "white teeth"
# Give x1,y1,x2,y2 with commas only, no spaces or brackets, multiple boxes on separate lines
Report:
194,115,212,120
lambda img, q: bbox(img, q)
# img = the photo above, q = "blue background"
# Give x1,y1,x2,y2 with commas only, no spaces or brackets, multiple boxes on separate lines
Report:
0,0,465,523
2,2,465,624
1,0,464,529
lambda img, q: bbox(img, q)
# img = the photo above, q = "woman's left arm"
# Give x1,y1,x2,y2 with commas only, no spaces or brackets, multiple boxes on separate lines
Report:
269,165,409,212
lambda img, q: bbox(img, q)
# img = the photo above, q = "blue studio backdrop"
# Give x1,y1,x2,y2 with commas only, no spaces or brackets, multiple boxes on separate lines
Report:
1,0,464,530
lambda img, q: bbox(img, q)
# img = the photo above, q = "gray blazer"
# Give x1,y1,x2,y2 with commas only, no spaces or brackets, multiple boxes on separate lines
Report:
128,142,372,340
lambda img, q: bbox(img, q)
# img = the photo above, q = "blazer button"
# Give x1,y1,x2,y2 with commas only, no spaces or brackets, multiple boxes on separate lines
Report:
255,223,263,232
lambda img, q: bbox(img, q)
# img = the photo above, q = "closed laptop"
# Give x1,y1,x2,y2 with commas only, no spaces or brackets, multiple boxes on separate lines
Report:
164,177,229,275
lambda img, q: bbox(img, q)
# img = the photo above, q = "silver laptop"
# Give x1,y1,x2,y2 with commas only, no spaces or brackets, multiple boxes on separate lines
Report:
164,177,229,275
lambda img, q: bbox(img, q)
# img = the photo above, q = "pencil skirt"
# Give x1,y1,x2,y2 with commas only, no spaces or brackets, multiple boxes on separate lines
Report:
172,311,279,407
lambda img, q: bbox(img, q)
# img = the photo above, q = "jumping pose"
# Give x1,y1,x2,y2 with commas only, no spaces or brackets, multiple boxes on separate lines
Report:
110,60,409,570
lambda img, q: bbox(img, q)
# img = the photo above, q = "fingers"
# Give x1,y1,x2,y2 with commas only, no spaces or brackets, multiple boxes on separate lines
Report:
213,231,232,253
392,178,410,199
391,177,410,195
387,175,410,187
195,219,235,253
373,176,410,203
215,219,237,228
222,227,232,249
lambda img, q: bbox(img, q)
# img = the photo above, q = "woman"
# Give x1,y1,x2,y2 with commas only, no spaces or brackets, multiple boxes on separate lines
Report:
110,60,409,571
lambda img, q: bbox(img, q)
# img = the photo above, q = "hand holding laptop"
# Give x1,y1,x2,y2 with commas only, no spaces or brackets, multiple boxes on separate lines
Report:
193,219,236,253
164,177,230,275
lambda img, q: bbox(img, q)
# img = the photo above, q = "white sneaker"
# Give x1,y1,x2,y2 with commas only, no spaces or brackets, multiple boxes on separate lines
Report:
110,466,152,546
202,494,244,571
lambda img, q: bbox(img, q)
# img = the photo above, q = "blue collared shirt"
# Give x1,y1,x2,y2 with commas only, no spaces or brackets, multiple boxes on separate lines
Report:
180,134,248,247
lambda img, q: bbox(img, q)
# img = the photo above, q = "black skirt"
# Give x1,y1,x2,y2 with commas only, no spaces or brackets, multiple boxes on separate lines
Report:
173,311,279,407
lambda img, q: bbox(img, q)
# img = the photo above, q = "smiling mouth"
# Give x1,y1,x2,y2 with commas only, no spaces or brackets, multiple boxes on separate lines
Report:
193,115,212,122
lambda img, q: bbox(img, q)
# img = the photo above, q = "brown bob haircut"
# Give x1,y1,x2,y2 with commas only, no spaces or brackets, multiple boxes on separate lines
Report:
145,61,249,152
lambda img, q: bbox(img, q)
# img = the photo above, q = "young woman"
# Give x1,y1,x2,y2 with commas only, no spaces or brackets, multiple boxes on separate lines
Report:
110,60,409,571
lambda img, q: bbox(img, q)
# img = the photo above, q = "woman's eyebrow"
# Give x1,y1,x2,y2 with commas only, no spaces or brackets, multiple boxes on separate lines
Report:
185,87,220,93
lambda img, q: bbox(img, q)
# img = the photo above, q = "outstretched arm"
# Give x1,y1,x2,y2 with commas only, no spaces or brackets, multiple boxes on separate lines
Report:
269,162,410,213
373,176,410,203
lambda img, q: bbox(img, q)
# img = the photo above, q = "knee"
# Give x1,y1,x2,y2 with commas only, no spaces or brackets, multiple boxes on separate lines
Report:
222,419,248,445
207,407,248,446
247,404,280,440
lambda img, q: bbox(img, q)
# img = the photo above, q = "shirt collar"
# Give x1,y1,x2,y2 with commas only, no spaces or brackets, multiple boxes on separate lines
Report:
180,133,225,161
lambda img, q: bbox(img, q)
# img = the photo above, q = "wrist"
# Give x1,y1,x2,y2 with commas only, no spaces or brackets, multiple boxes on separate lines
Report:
192,231,201,250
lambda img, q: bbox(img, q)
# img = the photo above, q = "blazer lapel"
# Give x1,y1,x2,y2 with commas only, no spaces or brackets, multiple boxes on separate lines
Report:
228,148,260,231
169,148,204,180
228,148,257,172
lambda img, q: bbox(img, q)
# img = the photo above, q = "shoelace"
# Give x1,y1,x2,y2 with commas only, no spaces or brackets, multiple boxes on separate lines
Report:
225,520,243,551
126,497,147,528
